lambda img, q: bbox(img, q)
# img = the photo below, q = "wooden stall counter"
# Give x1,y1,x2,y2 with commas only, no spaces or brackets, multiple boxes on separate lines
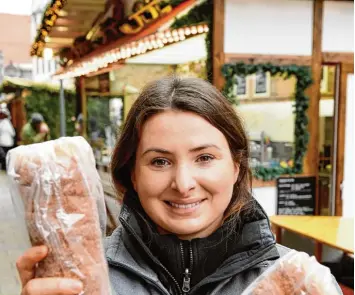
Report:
270,215,354,261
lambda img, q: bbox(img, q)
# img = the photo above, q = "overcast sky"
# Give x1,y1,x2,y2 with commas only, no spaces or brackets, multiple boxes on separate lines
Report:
0,0,31,15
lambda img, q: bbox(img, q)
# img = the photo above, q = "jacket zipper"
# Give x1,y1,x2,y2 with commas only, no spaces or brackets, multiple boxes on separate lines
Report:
180,241,193,294
120,218,184,295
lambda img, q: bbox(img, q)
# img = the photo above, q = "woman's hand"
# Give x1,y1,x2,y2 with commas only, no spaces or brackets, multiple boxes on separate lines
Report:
16,245,83,295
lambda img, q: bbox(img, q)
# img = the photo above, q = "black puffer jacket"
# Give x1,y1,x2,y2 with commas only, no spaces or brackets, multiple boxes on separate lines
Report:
105,192,289,295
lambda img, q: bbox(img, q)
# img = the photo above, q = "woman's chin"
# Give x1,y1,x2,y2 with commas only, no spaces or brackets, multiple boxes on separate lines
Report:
161,219,218,239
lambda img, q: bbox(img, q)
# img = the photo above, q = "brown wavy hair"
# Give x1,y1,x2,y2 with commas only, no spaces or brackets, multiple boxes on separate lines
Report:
111,76,253,222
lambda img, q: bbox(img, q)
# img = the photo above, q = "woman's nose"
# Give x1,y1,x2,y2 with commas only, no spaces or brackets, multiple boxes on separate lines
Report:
171,165,196,195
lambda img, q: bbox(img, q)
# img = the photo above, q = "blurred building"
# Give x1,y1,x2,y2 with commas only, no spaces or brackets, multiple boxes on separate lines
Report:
0,13,32,82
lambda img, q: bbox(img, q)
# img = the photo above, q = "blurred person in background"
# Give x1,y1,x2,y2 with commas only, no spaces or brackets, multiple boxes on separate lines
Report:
21,113,50,145
74,113,84,137
0,103,15,170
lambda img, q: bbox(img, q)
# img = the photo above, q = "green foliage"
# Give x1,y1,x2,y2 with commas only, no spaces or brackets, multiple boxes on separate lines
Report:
221,62,313,181
0,78,77,139
87,97,111,136
24,89,76,139
170,0,213,82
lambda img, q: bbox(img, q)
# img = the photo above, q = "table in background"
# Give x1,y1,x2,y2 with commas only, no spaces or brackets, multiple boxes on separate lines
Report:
270,216,354,261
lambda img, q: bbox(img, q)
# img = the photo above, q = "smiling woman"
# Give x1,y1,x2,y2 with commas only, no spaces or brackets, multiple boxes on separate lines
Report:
132,110,239,240
108,76,285,294
15,76,341,295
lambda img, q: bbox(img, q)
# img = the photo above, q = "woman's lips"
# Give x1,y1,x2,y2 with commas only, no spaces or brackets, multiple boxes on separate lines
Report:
168,201,201,209
164,199,207,214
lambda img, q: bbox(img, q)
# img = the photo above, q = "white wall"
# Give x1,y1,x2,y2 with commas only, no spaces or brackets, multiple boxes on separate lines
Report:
322,1,354,52
342,74,354,217
253,187,277,216
225,0,313,55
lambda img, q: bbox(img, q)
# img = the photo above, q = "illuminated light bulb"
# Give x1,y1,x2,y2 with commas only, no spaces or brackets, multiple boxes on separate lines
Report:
158,32,164,39
162,38,168,43
172,30,178,37
165,31,171,38
197,25,204,33
173,36,179,42
191,26,197,34
168,37,174,43
185,28,191,35
179,35,186,41
204,25,209,32
178,28,184,36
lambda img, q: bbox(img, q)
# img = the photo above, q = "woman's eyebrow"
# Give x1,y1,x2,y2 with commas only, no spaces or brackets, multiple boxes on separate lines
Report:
142,144,221,156
142,148,172,156
189,144,221,152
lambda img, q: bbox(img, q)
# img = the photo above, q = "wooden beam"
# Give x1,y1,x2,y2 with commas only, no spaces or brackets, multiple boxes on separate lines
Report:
224,53,311,66
212,0,225,90
79,76,87,138
323,52,354,64
224,52,354,66
304,0,323,215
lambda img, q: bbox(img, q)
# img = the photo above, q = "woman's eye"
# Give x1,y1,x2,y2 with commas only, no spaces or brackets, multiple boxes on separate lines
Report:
197,155,215,163
151,158,170,167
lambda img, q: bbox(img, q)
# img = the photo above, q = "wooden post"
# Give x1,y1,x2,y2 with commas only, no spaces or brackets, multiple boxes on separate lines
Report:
304,0,323,215
335,63,354,216
79,76,87,138
212,0,225,90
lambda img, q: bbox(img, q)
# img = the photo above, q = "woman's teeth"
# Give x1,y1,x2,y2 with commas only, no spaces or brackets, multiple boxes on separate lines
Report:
168,201,201,209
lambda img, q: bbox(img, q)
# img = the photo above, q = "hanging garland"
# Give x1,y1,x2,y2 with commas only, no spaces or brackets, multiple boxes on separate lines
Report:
221,62,313,181
170,0,213,82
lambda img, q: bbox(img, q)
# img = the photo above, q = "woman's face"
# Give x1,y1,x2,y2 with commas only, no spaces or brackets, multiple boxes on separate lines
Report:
132,110,239,240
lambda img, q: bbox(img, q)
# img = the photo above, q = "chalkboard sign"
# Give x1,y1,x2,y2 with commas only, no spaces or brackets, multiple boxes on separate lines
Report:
276,176,316,215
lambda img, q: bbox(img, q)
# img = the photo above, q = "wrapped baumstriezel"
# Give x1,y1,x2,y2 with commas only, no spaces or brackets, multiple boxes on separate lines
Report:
241,250,341,295
7,136,110,295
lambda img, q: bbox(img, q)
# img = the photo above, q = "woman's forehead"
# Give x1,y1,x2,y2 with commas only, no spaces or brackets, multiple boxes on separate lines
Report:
137,110,229,152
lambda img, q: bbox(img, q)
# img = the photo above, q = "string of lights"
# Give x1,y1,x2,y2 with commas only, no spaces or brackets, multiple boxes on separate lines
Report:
54,23,208,80
31,0,67,57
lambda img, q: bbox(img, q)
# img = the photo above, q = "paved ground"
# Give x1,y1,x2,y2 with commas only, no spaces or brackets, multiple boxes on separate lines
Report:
0,171,29,295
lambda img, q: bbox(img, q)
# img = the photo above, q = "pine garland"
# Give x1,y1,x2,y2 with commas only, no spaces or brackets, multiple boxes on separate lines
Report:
222,62,313,181
170,0,213,82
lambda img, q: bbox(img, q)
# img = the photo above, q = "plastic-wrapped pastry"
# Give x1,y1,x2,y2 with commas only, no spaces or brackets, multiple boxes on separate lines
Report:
241,250,341,295
7,136,110,295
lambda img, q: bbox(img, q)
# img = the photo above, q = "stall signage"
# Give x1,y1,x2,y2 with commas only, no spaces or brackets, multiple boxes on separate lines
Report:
119,0,172,34
276,176,316,215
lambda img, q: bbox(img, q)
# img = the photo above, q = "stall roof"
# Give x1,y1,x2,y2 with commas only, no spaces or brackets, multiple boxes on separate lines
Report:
31,0,199,77
55,23,209,79
31,0,107,57
126,34,207,65
0,77,75,94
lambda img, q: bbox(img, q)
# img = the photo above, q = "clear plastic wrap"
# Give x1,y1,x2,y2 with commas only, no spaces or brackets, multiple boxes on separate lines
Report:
241,250,342,295
7,136,111,295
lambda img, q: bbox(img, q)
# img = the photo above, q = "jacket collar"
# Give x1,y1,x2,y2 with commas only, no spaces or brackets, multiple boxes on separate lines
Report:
106,191,279,293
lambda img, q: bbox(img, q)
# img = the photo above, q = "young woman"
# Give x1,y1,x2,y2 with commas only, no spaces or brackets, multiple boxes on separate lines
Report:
15,77,329,295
